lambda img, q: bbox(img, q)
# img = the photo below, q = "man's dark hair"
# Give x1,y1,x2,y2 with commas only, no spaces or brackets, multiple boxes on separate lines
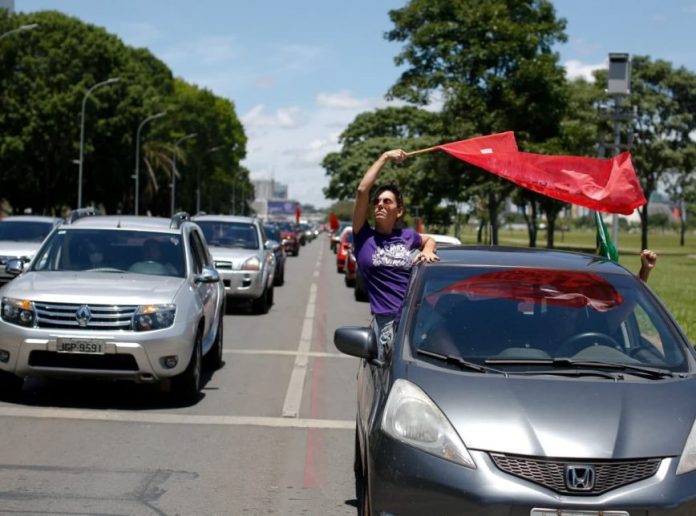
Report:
372,183,404,208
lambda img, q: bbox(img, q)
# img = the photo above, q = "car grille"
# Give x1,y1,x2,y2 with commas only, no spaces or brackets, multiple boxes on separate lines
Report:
34,302,137,331
29,350,138,371
490,453,661,495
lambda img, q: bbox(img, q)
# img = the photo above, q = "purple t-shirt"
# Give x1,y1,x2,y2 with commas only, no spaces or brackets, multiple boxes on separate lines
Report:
354,223,422,316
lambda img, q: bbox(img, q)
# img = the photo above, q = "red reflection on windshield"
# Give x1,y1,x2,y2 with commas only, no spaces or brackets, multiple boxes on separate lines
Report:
433,268,624,312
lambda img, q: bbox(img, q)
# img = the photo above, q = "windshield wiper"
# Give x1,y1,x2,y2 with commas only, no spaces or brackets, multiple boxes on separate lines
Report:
485,358,674,379
418,349,507,376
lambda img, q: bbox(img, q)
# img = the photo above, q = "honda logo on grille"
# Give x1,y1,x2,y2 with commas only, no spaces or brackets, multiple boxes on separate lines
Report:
75,305,92,327
565,465,596,491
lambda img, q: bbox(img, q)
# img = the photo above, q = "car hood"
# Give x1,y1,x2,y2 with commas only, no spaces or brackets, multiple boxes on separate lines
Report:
3,271,184,305
209,246,261,266
406,364,696,459
0,241,42,258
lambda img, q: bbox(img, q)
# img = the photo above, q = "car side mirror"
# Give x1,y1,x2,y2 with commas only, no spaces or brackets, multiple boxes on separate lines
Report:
265,239,280,251
334,326,377,361
5,259,26,276
195,265,220,284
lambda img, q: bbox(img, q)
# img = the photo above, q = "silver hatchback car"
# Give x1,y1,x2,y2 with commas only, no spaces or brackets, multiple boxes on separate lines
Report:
0,212,224,404
193,215,276,314
336,246,696,515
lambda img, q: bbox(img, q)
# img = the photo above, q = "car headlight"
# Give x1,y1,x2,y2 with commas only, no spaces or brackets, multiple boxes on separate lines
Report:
133,304,176,332
241,256,261,271
381,379,476,469
677,418,696,474
1,297,36,327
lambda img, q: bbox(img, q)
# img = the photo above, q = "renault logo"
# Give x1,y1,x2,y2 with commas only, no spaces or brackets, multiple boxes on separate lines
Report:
565,465,596,491
75,305,92,327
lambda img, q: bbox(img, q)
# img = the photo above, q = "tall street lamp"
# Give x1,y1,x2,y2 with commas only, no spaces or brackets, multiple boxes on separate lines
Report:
0,23,39,41
198,145,222,213
133,111,166,215
78,77,120,208
171,133,197,216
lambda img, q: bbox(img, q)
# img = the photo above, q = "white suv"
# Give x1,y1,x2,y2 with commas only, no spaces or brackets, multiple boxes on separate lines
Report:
0,212,224,404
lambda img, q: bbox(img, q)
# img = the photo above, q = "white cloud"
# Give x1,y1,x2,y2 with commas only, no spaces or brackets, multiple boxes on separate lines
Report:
316,90,371,109
161,36,241,66
563,59,605,81
242,105,304,129
242,97,400,208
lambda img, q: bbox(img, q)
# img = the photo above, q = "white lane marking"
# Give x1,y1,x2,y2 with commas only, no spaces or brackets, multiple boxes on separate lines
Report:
282,246,323,418
0,406,353,429
224,349,348,359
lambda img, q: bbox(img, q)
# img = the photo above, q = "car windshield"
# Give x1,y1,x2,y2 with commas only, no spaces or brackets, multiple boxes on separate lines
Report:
31,229,185,277
409,266,691,375
0,221,54,242
196,221,259,249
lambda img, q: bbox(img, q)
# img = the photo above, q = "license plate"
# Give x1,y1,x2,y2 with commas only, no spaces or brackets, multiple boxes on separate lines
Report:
531,511,628,516
56,338,104,354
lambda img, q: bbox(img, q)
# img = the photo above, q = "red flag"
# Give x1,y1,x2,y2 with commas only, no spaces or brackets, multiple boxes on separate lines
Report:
436,132,646,215
329,213,339,232
295,205,301,224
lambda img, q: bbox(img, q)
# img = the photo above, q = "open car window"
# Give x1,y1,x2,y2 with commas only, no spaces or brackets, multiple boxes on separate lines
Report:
410,266,690,374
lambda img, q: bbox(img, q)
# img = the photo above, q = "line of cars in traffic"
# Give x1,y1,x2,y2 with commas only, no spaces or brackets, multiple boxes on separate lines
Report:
0,210,308,403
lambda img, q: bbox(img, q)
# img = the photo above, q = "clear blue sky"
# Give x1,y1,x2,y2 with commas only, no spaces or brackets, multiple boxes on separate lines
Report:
16,0,696,208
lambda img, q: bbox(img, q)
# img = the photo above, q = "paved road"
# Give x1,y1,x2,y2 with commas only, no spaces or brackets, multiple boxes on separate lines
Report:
0,234,371,515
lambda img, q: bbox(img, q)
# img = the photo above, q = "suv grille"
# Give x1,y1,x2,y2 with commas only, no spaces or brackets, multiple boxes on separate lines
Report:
490,453,661,495
34,302,137,331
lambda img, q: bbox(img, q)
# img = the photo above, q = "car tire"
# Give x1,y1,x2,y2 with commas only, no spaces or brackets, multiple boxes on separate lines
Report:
0,371,23,400
274,266,284,286
345,274,355,288
172,329,202,404
205,307,224,370
252,286,270,314
355,282,369,302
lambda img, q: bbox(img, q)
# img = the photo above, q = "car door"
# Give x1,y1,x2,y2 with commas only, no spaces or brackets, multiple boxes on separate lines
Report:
189,228,218,338
257,223,275,287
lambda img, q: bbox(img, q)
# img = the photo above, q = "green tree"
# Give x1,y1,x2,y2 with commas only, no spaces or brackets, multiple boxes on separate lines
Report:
385,0,568,243
595,57,696,250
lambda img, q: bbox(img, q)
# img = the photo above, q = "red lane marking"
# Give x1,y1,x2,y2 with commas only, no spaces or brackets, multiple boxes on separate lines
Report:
304,247,329,488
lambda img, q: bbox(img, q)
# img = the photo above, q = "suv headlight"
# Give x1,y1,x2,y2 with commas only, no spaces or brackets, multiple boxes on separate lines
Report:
381,379,476,469
241,256,261,271
677,419,696,474
1,297,36,327
133,304,176,331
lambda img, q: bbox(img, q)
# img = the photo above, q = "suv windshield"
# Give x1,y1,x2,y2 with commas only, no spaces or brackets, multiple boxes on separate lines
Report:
409,266,690,374
31,229,185,277
0,221,54,242
196,221,260,249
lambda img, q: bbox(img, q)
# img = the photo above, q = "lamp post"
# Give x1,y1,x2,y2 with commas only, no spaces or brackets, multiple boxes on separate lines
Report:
171,133,197,216
78,77,120,208
198,145,222,213
606,52,632,248
0,23,39,41
133,111,166,215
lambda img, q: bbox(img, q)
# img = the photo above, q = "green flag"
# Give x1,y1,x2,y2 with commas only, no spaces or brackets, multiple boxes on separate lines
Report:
595,211,618,262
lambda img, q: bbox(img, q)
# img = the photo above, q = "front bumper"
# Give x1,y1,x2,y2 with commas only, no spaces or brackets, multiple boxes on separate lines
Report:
217,269,267,299
0,317,198,383
368,432,696,515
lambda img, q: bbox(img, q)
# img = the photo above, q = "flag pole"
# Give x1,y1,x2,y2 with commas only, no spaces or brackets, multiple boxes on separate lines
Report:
404,146,439,157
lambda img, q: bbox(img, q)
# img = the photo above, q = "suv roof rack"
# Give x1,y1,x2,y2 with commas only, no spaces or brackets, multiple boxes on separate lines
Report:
170,212,191,229
67,207,98,224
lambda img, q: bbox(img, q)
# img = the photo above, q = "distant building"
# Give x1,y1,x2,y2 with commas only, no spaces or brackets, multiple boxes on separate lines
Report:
0,0,14,13
252,179,287,201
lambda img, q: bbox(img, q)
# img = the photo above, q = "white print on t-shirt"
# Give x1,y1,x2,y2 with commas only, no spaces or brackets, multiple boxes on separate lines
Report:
372,243,413,268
